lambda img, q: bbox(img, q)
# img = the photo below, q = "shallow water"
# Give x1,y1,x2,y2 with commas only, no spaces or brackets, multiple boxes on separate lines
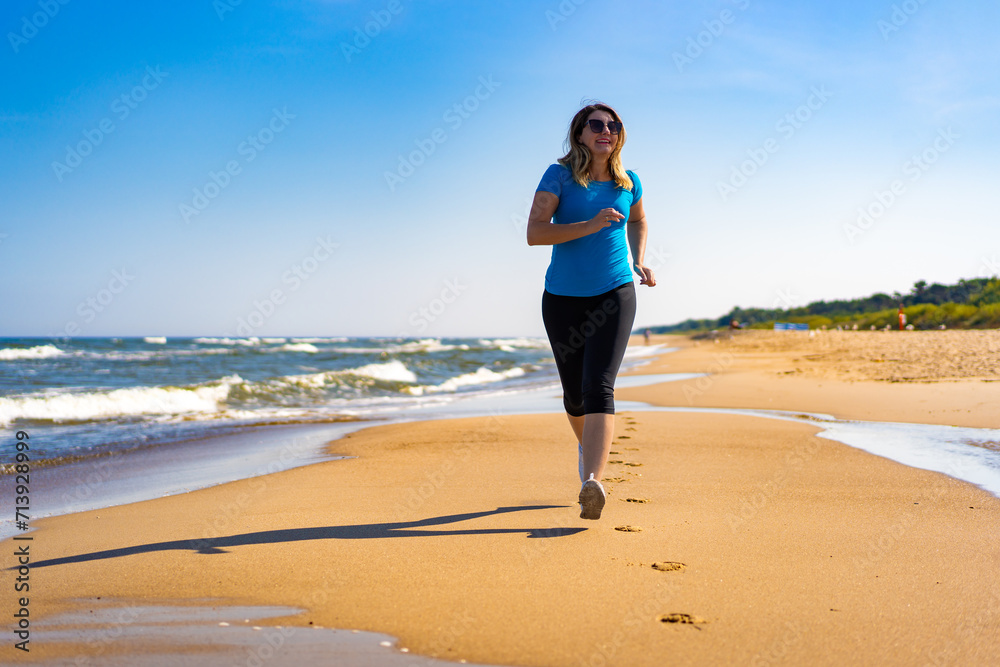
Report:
29,601,503,666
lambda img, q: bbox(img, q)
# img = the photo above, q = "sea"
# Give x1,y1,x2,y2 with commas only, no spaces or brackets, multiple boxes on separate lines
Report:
0,336,569,466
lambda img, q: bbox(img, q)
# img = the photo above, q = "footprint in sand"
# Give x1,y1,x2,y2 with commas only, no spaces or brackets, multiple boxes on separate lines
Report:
609,450,620,455
623,462,642,467
614,525,642,532
626,427,637,432
603,476,626,483
620,497,649,503
617,435,631,440
659,613,707,625
659,613,708,626
651,562,685,572
607,459,624,464
624,447,639,451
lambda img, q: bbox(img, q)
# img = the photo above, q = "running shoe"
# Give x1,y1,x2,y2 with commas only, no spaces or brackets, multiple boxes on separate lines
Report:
579,474,606,520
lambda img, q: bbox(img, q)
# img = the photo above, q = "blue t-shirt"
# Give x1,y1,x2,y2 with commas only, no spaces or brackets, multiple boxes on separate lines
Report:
535,163,642,297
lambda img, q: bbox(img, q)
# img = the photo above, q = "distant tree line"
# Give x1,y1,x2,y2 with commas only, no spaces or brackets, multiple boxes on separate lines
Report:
644,278,1000,332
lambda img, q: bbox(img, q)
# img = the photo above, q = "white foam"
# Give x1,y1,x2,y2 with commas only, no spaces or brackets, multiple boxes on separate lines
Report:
278,343,319,353
270,360,420,390
345,360,418,383
274,372,330,390
477,337,549,350
390,339,464,354
0,376,242,426
192,337,260,346
0,344,65,361
623,343,675,359
144,337,167,344
84,349,231,362
409,366,527,395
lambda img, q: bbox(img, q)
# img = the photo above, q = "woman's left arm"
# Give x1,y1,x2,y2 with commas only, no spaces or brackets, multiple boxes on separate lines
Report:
627,197,656,287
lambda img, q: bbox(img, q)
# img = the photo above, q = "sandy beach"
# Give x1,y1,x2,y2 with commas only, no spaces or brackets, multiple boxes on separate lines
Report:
6,332,1000,666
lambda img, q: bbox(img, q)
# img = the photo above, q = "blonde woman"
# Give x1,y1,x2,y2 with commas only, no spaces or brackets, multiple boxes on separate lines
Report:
527,102,656,520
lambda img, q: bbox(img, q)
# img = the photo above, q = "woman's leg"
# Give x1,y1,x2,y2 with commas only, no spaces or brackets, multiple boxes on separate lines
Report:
543,290,594,485
579,282,637,481
542,288,588,425
567,414,585,483
567,414,584,442
580,413,615,481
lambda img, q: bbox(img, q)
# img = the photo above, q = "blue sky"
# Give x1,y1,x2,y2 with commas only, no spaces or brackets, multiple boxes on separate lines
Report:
2,0,998,337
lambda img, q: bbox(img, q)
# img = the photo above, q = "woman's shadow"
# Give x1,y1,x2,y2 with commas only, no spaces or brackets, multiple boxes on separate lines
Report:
25,505,587,568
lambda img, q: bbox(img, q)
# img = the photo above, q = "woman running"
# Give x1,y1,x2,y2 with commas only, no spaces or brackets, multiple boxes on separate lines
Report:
527,102,656,520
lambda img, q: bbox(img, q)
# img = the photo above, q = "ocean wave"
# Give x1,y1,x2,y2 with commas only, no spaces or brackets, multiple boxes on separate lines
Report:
330,346,392,354
331,339,467,355
79,348,233,362
477,338,549,352
290,337,349,344
192,337,261,346
229,361,421,401
398,339,470,354
276,343,319,353
341,360,417,383
291,360,418,387
408,366,528,395
0,376,242,427
144,337,167,344
0,344,66,361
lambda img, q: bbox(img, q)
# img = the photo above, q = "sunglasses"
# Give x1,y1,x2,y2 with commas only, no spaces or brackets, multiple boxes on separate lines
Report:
585,119,623,134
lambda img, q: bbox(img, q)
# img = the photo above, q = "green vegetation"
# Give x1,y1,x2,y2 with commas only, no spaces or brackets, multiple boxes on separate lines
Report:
647,278,1000,333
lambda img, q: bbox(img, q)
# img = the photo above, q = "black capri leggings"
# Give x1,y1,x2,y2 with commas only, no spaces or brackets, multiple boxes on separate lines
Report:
541,281,637,417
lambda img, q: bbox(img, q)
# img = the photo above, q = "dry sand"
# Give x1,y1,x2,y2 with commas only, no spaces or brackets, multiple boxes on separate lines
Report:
6,332,1000,666
622,331,1000,428
694,329,1000,382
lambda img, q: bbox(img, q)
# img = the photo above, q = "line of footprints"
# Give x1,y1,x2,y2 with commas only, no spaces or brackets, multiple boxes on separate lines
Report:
606,414,709,628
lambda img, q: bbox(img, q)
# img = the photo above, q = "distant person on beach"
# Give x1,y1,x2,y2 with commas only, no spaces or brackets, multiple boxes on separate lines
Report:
527,102,656,520
644,328,652,345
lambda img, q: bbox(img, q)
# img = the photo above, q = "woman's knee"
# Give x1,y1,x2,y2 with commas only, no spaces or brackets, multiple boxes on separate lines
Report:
564,394,586,417
581,384,615,414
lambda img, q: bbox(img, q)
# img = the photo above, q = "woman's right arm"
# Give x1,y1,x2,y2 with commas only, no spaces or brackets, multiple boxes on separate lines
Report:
525,191,622,246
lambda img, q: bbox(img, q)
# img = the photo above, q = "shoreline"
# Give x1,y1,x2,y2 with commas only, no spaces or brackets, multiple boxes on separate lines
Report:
6,334,1000,665
0,345,681,541
0,421,365,542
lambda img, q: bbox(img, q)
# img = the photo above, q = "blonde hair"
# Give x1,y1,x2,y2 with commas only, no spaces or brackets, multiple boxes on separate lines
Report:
558,102,632,190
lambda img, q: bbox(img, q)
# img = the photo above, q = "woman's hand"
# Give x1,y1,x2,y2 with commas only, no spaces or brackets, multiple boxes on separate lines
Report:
633,262,656,287
589,208,624,233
